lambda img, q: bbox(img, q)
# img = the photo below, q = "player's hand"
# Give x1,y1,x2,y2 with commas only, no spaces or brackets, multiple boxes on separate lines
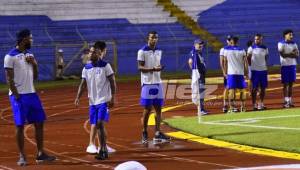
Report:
74,98,80,107
108,96,115,108
14,93,20,100
25,55,37,65
153,65,164,71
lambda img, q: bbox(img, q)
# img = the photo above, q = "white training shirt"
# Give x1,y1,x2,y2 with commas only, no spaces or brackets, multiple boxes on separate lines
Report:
4,48,36,95
82,60,114,106
137,45,162,85
278,40,298,66
247,45,268,71
224,46,246,75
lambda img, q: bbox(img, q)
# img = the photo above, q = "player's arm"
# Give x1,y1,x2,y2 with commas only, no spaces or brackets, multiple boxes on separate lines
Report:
223,56,228,77
108,74,116,108
280,51,298,58
74,78,86,107
244,54,249,79
5,68,19,99
220,56,227,77
188,58,193,69
138,61,155,73
278,43,299,58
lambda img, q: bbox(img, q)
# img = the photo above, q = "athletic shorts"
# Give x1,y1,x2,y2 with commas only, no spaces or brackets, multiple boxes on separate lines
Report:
281,65,296,84
89,103,109,124
227,75,246,89
9,93,46,126
251,70,268,89
140,84,164,107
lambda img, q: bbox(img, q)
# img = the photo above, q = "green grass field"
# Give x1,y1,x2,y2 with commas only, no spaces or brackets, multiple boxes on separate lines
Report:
165,108,300,153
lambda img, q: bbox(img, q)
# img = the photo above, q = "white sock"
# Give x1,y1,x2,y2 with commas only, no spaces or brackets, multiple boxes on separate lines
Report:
285,97,289,102
289,97,292,103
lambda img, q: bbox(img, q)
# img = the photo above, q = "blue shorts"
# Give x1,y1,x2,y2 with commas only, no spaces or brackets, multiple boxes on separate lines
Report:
140,84,164,107
9,93,46,126
89,103,109,124
227,75,246,89
251,70,268,89
281,65,296,84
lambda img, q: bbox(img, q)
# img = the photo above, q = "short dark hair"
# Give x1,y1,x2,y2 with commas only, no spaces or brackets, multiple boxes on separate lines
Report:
283,29,293,37
16,29,31,44
147,31,158,37
232,36,239,44
246,40,253,47
255,33,263,37
93,41,106,51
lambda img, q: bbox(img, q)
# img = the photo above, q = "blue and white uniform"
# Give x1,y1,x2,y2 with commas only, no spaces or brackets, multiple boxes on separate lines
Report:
82,60,114,124
190,48,206,110
137,45,164,107
4,48,46,126
248,44,268,88
278,40,298,83
224,46,247,89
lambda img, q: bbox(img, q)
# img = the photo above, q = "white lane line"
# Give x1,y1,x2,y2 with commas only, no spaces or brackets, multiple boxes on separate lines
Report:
0,165,15,170
203,121,300,131
210,114,300,123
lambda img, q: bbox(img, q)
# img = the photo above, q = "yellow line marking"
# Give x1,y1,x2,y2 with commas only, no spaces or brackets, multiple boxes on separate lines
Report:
153,81,300,160
166,131,300,160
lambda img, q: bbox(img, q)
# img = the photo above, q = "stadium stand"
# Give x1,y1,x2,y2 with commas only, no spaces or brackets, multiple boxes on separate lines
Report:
192,0,300,66
0,0,203,82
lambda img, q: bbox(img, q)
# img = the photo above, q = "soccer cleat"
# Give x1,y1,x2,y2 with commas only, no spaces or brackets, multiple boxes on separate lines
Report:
232,107,239,112
86,144,98,154
283,102,290,108
200,110,208,115
95,150,108,160
253,107,258,111
153,132,171,144
98,145,116,154
141,131,148,144
36,153,56,164
222,106,228,113
107,145,116,153
258,104,267,110
17,156,27,166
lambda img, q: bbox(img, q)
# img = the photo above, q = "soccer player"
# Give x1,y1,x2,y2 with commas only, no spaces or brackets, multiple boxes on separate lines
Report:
81,47,116,155
278,29,299,108
224,36,248,112
219,35,233,113
137,31,170,144
4,29,56,166
75,41,116,160
188,39,207,115
55,48,64,80
247,34,268,110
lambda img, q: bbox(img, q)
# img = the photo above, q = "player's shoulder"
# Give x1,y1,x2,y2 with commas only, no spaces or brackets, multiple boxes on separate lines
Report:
6,48,21,57
252,44,267,49
98,60,109,68
278,40,296,45
84,63,93,69
139,45,161,52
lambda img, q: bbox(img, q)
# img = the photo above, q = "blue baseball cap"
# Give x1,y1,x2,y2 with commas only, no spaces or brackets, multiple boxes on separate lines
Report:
194,39,204,44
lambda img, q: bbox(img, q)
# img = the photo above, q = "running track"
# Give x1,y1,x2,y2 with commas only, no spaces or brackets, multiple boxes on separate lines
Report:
1,80,300,170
